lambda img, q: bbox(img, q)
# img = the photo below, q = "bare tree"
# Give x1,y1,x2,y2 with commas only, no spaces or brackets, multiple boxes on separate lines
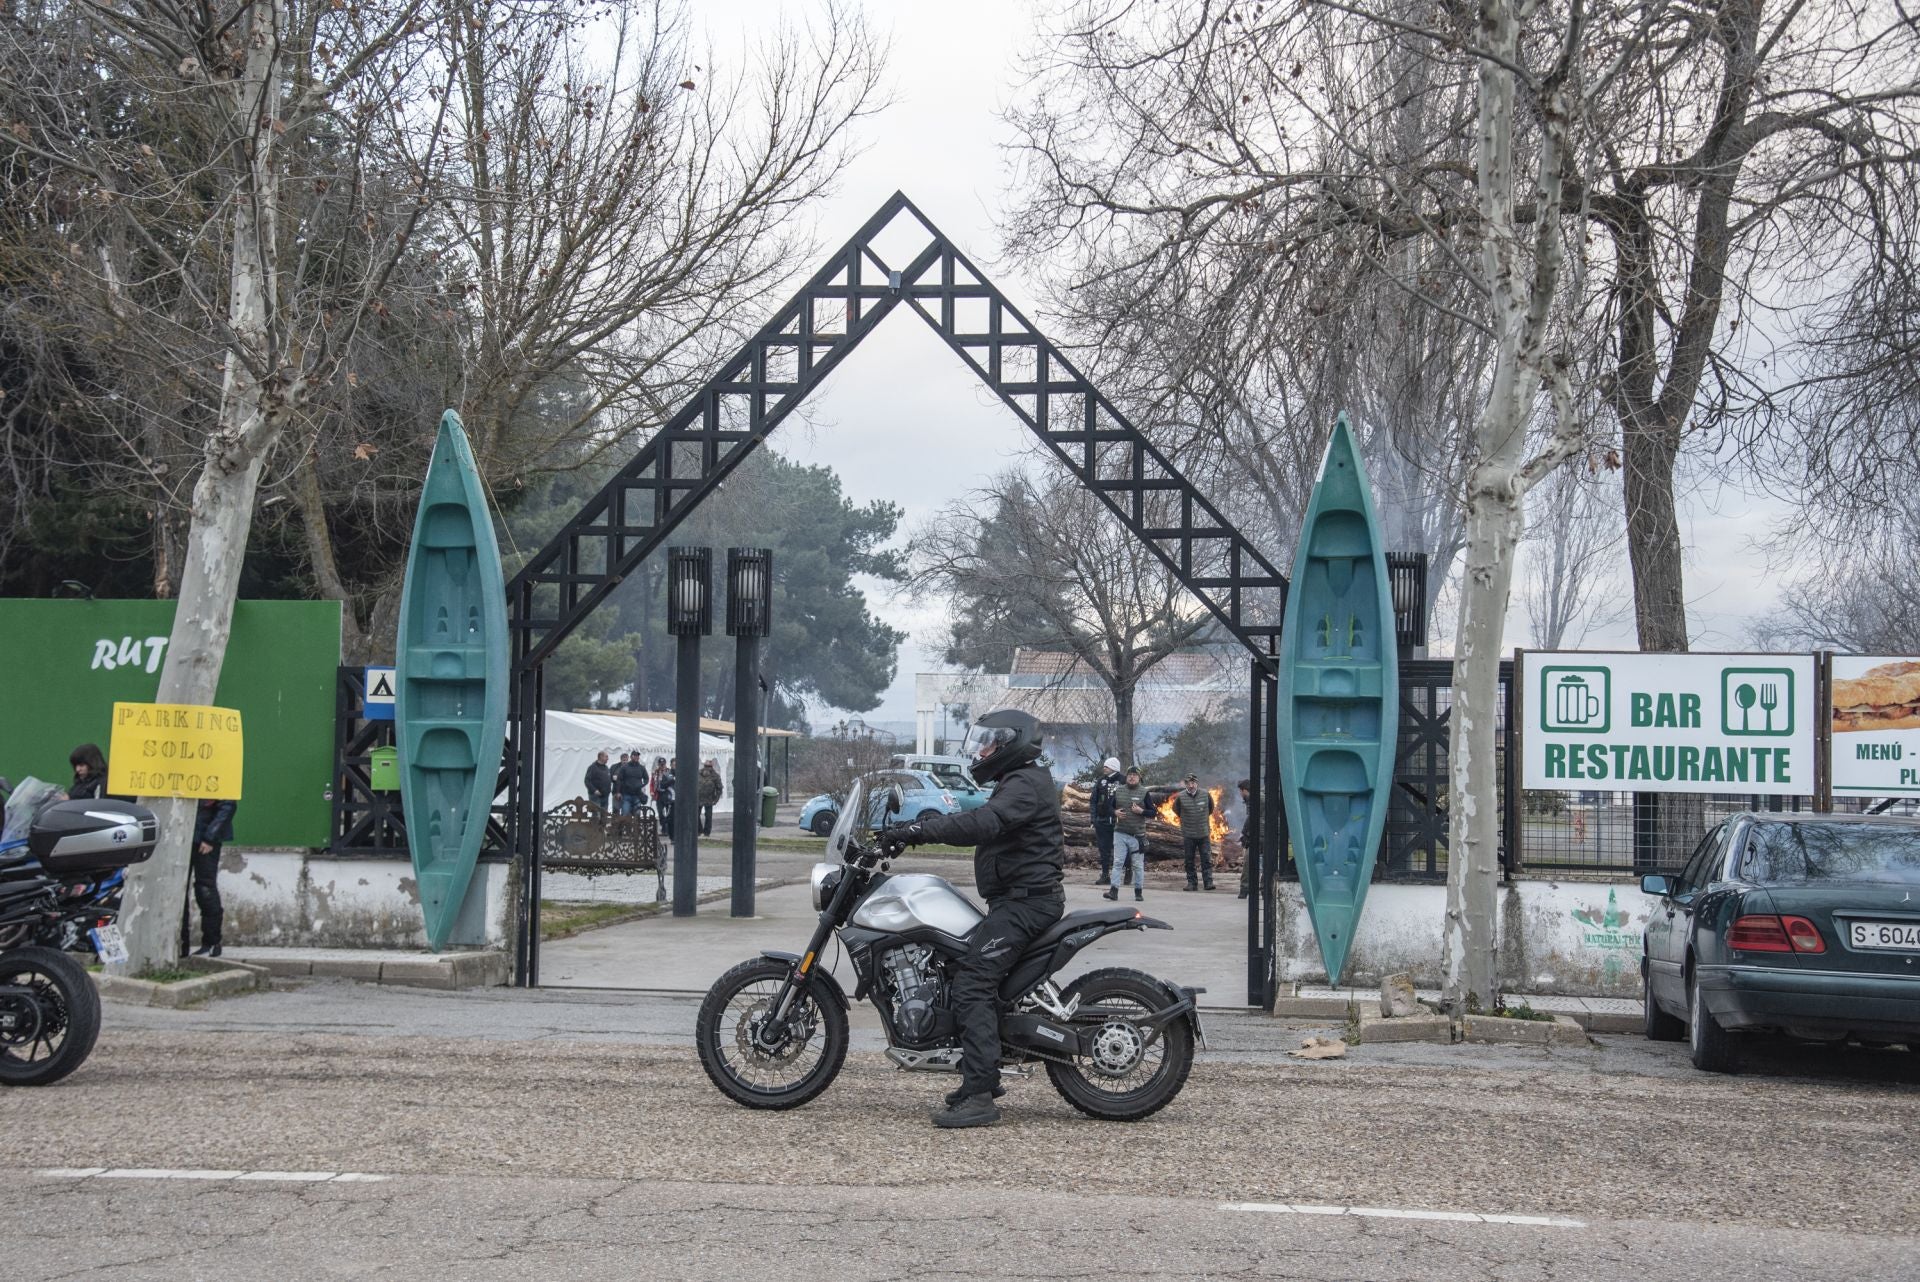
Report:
1522,455,1626,649
1751,497,1920,655
910,470,1215,765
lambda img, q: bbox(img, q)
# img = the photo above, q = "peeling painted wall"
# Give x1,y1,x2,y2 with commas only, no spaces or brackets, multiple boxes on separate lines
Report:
1280,878,1659,997
213,850,511,949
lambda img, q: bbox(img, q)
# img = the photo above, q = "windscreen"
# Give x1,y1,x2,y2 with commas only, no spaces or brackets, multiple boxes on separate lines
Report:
826,779,865,863
1740,822,1920,885
1,777,63,845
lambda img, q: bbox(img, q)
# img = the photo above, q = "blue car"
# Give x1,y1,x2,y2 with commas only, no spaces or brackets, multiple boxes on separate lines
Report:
799,769,961,837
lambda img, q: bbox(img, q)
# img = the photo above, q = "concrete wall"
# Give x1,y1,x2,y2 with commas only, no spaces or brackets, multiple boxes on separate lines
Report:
1279,877,1656,998
216,849,512,950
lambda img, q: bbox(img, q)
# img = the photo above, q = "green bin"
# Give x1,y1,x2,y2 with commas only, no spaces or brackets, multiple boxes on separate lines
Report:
759,786,779,828
368,745,400,791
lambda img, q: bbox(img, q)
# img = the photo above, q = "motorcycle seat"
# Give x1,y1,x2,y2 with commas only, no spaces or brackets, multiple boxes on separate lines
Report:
1022,906,1138,958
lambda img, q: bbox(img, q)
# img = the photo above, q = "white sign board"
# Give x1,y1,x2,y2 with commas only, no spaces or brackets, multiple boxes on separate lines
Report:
363,666,396,722
1830,656,1920,796
1522,652,1816,796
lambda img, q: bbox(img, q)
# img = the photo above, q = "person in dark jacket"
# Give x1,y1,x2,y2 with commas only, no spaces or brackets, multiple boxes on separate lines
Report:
1237,777,1258,899
1175,773,1216,891
697,759,724,836
1087,756,1122,885
181,796,237,956
585,751,614,813
657,758,677,834
68,743,108,800
616,751,650,817
884,709,1063,1130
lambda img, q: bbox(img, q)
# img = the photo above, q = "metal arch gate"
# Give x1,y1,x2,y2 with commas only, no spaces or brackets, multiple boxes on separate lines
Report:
505,193,1291,1003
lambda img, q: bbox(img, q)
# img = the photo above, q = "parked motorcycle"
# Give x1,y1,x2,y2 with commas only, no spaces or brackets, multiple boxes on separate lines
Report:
696,780,1203,1120
0,778,157,1086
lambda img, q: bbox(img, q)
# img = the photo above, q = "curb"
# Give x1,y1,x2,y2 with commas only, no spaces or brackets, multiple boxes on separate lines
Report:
95,956,271,1009
248,950,510,990
1274,992,1641,1037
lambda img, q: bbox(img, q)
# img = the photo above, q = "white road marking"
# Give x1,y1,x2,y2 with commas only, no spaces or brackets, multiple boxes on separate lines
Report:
38,1168,388,1184
1220,1202,1585,1229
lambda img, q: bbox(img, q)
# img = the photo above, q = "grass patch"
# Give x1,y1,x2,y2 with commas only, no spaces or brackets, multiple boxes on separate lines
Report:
135,966,199,984
1491,1001,1556,1023
540,900,649,939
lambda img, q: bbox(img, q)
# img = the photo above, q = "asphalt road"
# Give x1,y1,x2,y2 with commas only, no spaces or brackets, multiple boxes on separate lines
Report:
4,984,1916,1281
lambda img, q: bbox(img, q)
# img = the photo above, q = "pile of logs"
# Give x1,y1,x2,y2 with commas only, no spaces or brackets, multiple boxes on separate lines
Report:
1059,784,1241,871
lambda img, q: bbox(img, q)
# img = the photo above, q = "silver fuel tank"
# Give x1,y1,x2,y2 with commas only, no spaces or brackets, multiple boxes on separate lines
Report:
850,873,985,940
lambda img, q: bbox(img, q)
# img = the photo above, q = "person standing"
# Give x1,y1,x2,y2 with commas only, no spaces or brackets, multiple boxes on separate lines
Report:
1236,777,1257,899
697,758,723,836
181,796,237,956
617,751,650,817
1175,773,1216,891
1102,765,1149,902
1088,756,1122,886
585,750,614,814
656,757,677,835
67,743,108,799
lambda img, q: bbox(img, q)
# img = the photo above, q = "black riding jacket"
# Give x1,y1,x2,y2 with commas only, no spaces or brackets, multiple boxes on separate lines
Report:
913,761,1064,902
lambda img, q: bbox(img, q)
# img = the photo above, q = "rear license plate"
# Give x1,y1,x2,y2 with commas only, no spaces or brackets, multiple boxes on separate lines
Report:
89,923,129,967
1848,921,1920,952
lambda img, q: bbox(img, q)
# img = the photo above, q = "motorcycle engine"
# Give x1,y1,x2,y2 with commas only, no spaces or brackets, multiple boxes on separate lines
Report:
880,944,943,1043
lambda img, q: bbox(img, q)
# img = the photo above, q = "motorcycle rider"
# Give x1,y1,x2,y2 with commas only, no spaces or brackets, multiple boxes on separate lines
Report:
882,708,1063,1129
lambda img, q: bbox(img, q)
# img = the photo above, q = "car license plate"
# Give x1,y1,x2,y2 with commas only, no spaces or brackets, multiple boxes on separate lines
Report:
1849,920,1920,952
89,923,129,967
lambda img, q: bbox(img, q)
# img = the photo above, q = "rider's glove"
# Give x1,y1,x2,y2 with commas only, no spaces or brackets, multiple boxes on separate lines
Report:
880,822,928,858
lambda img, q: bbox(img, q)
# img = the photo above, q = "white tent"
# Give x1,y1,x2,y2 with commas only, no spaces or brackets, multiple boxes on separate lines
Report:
541,710,736,810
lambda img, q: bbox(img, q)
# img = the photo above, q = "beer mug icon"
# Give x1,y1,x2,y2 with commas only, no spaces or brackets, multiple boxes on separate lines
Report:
1553,674,1602,726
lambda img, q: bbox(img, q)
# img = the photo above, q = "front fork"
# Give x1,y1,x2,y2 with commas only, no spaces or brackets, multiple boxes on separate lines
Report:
759,880,850,1046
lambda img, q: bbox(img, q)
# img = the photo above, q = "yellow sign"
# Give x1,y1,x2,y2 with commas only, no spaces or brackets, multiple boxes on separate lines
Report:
107,702,244,799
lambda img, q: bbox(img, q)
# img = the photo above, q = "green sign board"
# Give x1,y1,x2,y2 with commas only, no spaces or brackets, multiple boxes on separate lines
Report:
0,599,341,845
1522,652,1817,796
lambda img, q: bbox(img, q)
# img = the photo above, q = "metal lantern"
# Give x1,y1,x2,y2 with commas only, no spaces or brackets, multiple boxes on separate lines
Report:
667,547,712,636
1385,551,1428,650
725,547,773,638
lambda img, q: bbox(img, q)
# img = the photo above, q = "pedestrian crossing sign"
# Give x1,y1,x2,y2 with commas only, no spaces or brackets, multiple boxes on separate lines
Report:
364,666,396,721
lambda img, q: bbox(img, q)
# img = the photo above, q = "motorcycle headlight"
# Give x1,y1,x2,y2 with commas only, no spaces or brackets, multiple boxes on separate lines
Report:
809,861,841,911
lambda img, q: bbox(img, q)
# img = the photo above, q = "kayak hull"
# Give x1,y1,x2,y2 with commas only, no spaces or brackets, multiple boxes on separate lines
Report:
1276,416,1398,985
395,411,508,951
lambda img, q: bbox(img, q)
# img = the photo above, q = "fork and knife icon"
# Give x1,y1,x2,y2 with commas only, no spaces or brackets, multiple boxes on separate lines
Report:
1734,681,1779,732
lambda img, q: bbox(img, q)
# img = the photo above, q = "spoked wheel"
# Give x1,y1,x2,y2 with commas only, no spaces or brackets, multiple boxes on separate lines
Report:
1046,967,1194,1122
696,957,848,1110
0,946,102,1087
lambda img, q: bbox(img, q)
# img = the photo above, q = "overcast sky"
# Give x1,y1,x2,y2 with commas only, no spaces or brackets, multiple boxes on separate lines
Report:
702,2,1790,727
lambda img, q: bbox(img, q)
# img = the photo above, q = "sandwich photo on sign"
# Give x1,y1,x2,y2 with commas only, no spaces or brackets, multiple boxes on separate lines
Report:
1830,659,1920,734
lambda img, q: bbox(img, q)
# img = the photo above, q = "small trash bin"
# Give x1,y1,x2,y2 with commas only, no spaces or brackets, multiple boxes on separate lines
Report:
759,786,779,828
368,745,401,791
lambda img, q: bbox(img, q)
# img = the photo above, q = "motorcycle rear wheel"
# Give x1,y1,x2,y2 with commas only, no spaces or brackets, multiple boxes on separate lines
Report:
0,946,102,1087
1045,967,1194,1122
696,957,848,1110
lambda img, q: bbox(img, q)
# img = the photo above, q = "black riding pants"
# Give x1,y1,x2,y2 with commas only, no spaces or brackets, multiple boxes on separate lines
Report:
1092,821,1115,880
179,843,223,951
952,893,1063,1096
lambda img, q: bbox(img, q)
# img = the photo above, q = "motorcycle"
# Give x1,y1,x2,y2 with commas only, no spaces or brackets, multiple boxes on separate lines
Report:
0,777,157,1086
696,780,1203,1120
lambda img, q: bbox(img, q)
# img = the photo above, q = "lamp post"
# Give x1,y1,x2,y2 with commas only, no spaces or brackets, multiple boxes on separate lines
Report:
667,547,711,917
726,548,772,918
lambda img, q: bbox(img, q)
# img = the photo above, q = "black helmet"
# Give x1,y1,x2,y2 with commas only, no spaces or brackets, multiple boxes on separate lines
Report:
965,709,1044,784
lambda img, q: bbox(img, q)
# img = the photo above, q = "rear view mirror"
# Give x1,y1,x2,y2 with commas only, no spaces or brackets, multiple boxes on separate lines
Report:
1640,874,1672,898
886,785,904,816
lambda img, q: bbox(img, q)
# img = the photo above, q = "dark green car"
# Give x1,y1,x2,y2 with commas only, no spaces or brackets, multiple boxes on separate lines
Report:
1641,813,1920,1072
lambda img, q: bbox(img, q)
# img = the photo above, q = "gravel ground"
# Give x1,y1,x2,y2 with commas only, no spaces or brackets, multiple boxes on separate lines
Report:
6,1026,1916,1234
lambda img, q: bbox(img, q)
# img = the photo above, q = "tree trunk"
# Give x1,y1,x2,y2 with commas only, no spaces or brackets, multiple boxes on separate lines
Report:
293,453,367,660
1113,682,1137,768
117,2,286,973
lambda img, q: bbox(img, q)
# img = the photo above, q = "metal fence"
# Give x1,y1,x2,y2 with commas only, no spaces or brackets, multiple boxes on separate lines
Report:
1378,659,1517,883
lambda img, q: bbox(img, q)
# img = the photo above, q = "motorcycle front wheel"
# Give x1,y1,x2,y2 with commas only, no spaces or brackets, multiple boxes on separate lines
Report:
1045,967,1194,1122
0,946,102,1087
696,957,848,1110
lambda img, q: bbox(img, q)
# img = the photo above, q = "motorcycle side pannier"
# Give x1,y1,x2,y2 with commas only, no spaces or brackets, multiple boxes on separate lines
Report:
28,799,159,874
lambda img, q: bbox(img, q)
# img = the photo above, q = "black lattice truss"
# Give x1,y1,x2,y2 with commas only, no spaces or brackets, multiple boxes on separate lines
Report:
506,193,1287,669
507,193,1290,991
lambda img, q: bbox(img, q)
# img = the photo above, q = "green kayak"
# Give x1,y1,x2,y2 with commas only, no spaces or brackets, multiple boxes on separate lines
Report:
396,411,508,951
1277,415,1398,985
